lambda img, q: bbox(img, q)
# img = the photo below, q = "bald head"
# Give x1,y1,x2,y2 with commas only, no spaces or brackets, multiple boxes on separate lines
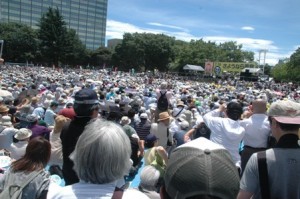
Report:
252,99,267,114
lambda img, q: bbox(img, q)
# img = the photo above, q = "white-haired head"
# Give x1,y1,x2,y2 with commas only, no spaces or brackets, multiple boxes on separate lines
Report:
72,119,132,184
139,165,161,191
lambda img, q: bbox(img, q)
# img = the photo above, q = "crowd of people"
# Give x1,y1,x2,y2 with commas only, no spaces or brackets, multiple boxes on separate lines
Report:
0,65,299,199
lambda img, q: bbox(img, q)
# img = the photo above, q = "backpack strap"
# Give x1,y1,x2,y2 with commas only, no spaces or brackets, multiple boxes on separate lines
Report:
257,151,270,199
20,169,44,189
160,91,166,96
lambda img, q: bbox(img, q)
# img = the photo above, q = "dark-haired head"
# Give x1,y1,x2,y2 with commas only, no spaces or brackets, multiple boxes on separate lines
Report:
11,136,51,172
226,102,243,121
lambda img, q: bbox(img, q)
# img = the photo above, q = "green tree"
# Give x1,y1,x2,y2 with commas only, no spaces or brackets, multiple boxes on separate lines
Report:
61,29,88,66
38,7,69,66
90,47,112,67
112,33,175,72
0,22,37,62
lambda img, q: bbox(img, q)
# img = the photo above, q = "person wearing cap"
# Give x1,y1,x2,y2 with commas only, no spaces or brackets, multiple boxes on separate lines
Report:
7,128,32,160
60,88,100,185
144,133,168,178
203,101,245,169
135,113,151,145
150,112,173,149
238,100,300,199
161,137,240,199
44,101,58,127
239,99,272,173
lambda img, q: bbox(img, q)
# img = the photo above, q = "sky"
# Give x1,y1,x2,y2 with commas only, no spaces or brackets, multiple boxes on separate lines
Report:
106,0,300,66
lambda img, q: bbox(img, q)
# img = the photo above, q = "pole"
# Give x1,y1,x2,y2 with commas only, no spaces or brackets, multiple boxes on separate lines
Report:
262,50,267,75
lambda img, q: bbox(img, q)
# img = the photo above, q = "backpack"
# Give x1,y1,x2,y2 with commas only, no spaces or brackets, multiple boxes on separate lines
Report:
157,91,168,111
0,169,43,199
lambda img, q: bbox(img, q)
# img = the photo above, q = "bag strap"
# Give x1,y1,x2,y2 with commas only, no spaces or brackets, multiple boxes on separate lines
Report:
20,169,44,189
257,151,270,199
175,107,184,118
2,169,43,198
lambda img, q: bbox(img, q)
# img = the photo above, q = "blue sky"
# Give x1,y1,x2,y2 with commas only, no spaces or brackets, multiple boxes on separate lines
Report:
106,0,300,65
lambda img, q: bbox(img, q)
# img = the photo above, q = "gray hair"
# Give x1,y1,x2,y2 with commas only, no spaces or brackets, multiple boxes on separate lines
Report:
139,165,161,191
72,119,132,184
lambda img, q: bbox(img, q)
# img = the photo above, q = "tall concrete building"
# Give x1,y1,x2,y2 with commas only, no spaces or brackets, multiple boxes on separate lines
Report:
0,0,108,50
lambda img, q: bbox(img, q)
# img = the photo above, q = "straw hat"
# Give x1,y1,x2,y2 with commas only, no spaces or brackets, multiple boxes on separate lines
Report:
158,112,170,122
1,115,12,127
177,100,185,107
0,105,9,113
14,128,32,140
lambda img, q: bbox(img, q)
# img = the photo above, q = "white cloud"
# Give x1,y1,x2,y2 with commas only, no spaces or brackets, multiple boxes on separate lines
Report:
148,22,187,31
241,26,255,31
106,20,287,65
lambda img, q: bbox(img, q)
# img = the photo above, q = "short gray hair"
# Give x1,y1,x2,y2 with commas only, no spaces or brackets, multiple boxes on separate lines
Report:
139,165,160,190
72,119,132,184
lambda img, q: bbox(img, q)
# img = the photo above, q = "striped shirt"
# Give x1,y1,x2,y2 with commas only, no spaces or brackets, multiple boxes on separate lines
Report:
135,120,151,140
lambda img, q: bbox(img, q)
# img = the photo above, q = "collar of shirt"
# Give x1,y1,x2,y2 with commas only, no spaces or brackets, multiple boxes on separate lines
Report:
275,134,299,148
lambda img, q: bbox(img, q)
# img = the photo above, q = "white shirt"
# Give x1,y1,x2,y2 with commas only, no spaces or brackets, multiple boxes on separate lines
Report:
203,109,245,166
7,141,28,160
47,181,149,199
44,109,56,126
239,114,271,148
0,127,18,149
150,122,172,149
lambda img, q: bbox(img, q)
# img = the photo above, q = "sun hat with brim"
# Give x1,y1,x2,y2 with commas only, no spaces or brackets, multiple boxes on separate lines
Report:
1,115,12,127
157,112,170,122
0,105,9,113
120,116,131,125
26,114,38,123
268,100,300,124
14,128,32,140
177,101,185,107
165,137,240,199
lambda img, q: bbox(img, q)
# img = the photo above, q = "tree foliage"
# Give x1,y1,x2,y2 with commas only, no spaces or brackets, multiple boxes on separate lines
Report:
112,33,175,71
0,22,37,62
271,48,300,82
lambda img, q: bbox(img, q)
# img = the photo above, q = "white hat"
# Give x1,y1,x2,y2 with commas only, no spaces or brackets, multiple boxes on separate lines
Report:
1,115,12,127
120,116,131,125
179,120,189,129
140,113,148,119
14,128,32,140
